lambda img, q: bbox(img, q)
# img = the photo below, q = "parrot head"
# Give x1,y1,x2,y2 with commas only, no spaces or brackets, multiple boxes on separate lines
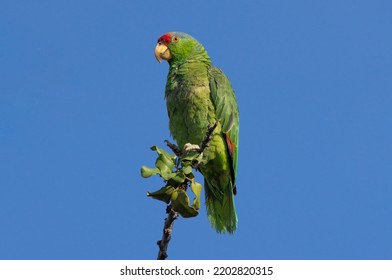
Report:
154,32,210,64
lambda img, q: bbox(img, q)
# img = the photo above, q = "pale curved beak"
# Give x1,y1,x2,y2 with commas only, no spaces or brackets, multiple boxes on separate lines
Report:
154,42,171,63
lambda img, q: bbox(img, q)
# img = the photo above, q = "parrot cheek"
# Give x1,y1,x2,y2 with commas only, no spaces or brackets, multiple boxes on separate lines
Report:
154,43,171,63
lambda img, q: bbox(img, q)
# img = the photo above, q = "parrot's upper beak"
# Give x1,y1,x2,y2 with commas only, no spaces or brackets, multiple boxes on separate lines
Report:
154,42,171,63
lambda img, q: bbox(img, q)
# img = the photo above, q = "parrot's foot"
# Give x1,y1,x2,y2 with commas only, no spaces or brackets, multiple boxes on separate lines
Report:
183,143,201,153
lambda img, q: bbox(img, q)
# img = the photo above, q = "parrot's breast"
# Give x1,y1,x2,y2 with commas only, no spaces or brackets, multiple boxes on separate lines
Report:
165,67,216,148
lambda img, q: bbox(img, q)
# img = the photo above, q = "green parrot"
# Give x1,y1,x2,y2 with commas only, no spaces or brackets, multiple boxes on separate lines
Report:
154,32,239,233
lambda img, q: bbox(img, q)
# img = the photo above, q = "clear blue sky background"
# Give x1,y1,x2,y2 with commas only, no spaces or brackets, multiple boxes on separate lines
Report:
1,0,391,260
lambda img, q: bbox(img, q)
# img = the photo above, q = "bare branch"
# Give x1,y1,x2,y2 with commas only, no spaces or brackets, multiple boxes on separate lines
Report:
156,205,179,260
199,122,218,153
164,140,182,157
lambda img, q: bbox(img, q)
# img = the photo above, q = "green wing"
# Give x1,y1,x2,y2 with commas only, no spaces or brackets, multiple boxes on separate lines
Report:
208,67,239,186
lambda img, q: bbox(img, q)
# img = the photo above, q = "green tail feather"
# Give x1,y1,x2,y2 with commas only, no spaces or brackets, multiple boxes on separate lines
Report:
204,180,238,234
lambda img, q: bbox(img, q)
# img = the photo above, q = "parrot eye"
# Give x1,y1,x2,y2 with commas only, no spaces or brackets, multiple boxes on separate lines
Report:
172,36,180,42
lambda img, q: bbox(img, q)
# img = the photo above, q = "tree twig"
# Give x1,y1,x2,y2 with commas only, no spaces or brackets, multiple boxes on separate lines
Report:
199,122,218,153
164,140,182,157
153,125,217,259
157,205,179,260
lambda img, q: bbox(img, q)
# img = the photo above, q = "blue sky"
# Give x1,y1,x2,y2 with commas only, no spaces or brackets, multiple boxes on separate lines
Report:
1,0,391,260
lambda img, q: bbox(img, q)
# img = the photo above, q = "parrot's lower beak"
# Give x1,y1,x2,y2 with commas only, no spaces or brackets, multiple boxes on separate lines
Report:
154,43,171,63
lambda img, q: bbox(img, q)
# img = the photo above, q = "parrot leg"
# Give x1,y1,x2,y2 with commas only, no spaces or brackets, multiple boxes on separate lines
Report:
183,143,201,153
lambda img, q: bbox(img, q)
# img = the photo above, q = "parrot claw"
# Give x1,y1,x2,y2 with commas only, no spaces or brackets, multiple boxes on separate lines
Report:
183,143,201,153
